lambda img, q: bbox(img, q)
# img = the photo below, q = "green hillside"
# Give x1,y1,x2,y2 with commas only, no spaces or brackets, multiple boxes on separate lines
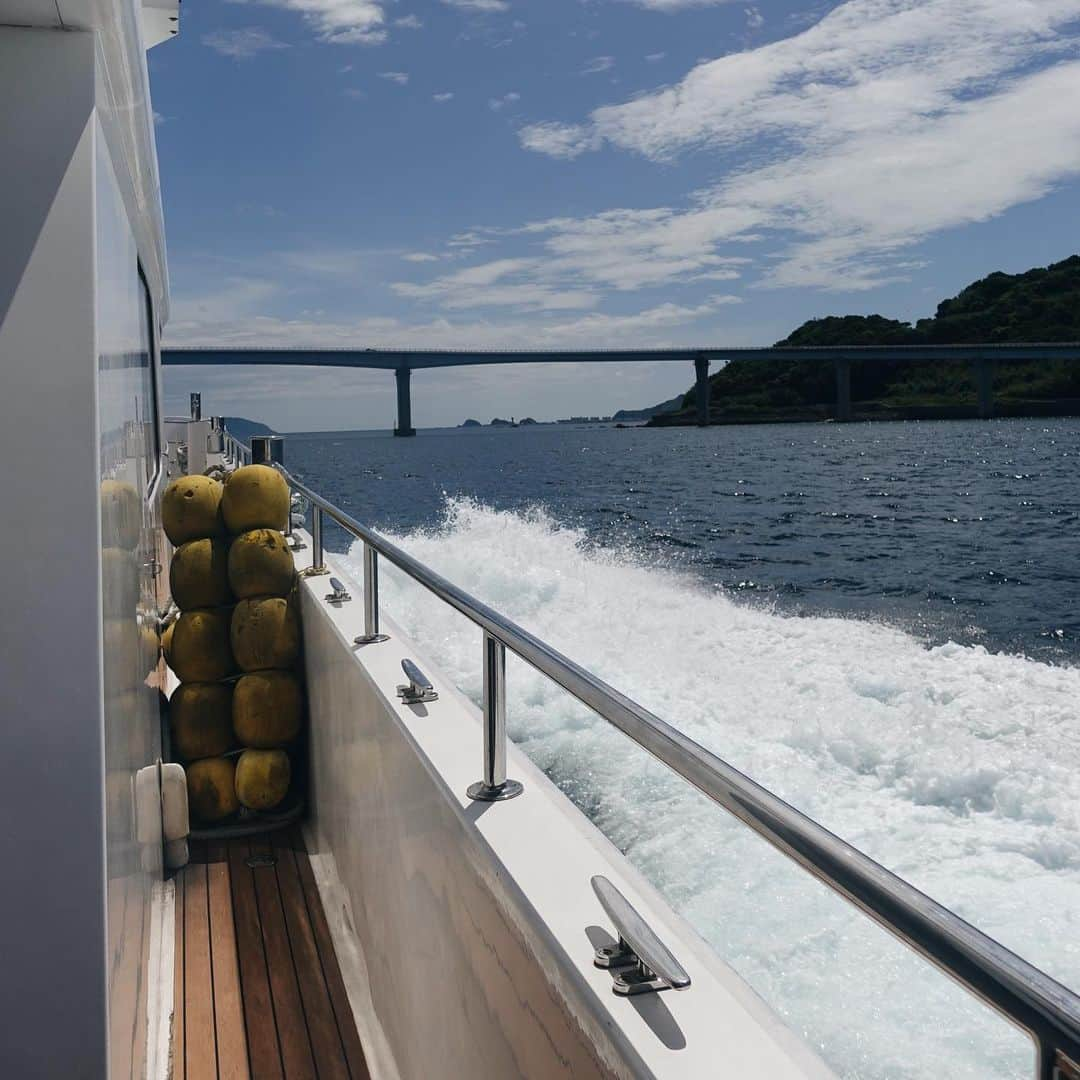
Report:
650,255,1080,425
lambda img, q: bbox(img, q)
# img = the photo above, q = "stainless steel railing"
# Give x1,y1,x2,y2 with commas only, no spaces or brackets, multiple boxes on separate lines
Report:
268,457,1080,1078
222,430,252,465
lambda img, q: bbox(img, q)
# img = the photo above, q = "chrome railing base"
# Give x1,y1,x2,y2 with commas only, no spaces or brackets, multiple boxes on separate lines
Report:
466,779,523,803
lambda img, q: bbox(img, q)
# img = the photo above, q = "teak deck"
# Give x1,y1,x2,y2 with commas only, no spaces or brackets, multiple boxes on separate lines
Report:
173,829,370,1080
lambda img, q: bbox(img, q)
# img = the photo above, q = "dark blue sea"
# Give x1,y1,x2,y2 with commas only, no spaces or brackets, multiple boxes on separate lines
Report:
287,417,1080,665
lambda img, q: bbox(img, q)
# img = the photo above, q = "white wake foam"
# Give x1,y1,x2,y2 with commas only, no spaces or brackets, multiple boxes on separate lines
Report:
343,498,1080,1078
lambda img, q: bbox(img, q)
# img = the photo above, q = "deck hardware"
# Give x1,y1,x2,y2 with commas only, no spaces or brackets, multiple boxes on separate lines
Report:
311,506,326,572
246,853,278,869
397,658,438,704
353,543,390,644
591,876,691,997
467,634,523,802
325,578,351,604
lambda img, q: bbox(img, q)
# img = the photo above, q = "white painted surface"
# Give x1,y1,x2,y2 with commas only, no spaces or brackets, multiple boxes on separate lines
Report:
0,32,109,1077
0,13,171,1076
144,880,175,1080
296,540,834,1079
0,0,60,27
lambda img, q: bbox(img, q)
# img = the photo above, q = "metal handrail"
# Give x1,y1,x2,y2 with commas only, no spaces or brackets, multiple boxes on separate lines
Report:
222,430,252,465
273,459,1080,1077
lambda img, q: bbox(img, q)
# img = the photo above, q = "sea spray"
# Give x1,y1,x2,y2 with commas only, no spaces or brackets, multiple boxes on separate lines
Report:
344,497,1080,1078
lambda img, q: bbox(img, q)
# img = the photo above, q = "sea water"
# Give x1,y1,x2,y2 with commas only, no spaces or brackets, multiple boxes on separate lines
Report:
288,419,1080,1078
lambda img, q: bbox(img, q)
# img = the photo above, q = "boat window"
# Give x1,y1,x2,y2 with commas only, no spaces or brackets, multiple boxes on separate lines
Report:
96,160,159,496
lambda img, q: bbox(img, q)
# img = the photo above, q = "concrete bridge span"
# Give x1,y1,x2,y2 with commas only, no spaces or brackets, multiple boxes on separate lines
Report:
162,343,1080,434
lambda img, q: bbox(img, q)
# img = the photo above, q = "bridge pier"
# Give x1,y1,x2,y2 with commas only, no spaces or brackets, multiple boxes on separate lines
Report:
694,354,710,427
394,366,415,436
974,358,994,419
835,357,852,422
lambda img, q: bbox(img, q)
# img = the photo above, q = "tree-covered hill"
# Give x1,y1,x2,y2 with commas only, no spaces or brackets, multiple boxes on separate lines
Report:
651,255,1080,425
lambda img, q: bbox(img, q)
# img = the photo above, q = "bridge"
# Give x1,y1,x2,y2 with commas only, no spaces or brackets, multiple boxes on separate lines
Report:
162,343,1080,434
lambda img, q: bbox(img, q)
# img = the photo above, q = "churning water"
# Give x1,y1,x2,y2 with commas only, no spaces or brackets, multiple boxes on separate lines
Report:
289,419,1080,1078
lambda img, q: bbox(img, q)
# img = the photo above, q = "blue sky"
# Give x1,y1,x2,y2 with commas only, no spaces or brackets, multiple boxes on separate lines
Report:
152,0,1080,430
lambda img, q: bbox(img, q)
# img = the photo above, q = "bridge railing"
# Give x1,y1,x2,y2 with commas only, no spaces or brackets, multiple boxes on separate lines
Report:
264,442,1080,1079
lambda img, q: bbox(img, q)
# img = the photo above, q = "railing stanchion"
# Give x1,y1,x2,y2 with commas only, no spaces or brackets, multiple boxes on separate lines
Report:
354,542,389,645
468,633,523,801
312,506,325,572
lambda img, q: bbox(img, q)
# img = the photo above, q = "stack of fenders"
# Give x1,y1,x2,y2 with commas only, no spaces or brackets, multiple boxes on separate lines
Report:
161,463,306,834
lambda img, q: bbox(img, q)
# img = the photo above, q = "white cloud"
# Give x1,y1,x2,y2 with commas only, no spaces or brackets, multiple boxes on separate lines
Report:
393,258,598,311
488,91,520,111
582,55,615,75
394,14,423,28
519,0,1080,288
620,0,734,8
165,277,737,350
202,27,288,58
744,5,762,28
447,231,495,248
433,92,455,102
228,0,387,44
441,0,509,11
645,51,666,62
518,121,597,159
153,110,166,125
403,253,443,262
378,70,409,84
390,209,750,309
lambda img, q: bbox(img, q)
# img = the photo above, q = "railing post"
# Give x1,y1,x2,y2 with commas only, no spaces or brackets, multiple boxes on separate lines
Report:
354,542,389,644
694,354,710,427
468,633,523,801
835,357,852,422
974,357,994,419
312,506,325,572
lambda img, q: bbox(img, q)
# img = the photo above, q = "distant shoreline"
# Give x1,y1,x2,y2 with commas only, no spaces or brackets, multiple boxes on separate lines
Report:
648,398,1080,427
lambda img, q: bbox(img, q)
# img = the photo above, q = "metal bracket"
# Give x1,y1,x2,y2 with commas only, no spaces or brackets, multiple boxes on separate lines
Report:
300,566,330,578
591,876,691,996
396,658,438,705
325,577,351,604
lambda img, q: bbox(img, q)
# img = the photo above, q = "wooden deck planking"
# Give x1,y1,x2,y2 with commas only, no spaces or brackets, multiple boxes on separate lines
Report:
226,838,285,1080
271,830,351,1080
175,832,368,1079
206,843,249,1080
290,833,372,1080
184,856,218,1080
250,836,317,1080
174,864,186,1080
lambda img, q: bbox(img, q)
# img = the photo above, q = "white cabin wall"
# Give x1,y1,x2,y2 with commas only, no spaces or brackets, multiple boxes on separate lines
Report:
0,29,109,1078
0,25,169,1077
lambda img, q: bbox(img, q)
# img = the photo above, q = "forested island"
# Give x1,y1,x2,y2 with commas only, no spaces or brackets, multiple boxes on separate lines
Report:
650,255,1080,426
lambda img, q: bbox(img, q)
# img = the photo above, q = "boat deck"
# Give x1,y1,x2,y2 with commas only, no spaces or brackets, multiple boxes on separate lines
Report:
173,829,370,1080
